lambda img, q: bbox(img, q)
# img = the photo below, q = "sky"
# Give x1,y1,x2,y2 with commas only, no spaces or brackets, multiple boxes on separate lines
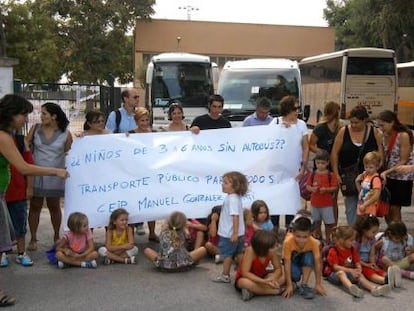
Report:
152,0,328,27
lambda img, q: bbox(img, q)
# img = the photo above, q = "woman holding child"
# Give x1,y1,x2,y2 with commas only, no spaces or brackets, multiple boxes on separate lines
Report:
330,105,383,226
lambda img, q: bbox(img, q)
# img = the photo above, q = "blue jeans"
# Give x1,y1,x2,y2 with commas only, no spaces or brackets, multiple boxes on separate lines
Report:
291,251,315,282
344,195,358,226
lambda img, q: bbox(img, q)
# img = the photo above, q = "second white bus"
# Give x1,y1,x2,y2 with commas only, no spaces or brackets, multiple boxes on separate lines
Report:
397,61,414,128
299,48,397,126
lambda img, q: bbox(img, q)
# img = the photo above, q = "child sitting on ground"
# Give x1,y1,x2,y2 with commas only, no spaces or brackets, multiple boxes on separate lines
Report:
243,208,255,249
376,221,414,280
144,211,207,271
282,213,326,299
98,208,138,264
325,226,391,298
185,218,207,251
235,230,285,301
55,212,99,269
251,200,274,231
354,215,401,288
205,205,221,263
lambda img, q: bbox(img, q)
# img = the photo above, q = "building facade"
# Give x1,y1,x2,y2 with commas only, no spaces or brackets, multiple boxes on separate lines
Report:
134,19,335,92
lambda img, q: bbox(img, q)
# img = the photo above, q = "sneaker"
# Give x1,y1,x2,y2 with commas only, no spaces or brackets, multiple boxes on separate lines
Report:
393,266,402,288
16,253,33,266
0,253,9,267
371,284,391,297
349,284,364,298
103,257,114,265
125,256,136,264
81,260,97,269
57,261,66,269
241,288,254,301
135,224,145,235
214,254,223,264
213,274,231,283
298,284,315,299
387,266,396,289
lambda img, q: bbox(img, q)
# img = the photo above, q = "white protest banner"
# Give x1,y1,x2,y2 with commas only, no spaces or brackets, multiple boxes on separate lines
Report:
64,125,303,228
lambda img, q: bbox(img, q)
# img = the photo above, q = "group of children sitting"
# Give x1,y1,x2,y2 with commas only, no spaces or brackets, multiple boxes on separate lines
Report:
55,200,414,302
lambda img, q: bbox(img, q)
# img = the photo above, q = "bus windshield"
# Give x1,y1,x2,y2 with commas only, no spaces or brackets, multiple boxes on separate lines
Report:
219,69,300,115
151,62,213,107
347,57,396,75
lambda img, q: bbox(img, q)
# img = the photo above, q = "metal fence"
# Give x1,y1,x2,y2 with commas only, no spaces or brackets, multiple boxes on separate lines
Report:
14,82,120,134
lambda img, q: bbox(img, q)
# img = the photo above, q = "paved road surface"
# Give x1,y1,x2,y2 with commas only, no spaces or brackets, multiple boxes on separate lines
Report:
1,201,414,311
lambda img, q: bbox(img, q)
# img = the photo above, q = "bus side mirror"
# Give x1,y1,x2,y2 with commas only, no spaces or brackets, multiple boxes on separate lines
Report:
212,62,219,85
303,104,310,122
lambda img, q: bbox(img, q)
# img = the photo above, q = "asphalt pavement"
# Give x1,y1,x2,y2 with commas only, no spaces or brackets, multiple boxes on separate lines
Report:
1,199,414,311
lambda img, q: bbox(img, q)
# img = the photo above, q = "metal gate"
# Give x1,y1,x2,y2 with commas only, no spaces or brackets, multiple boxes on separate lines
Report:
14,82,121,134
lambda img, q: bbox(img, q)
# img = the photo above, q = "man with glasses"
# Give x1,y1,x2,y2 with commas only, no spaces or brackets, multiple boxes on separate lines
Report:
242,97,273,126
105,88,140,133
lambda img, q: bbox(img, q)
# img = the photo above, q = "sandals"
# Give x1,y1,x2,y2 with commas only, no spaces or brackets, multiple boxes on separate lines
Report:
27,241,37,251
148,235,160,243
0,292,16,307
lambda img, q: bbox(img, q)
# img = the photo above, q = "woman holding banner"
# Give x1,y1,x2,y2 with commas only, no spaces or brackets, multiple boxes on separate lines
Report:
269,95,309,230
129,107,159,242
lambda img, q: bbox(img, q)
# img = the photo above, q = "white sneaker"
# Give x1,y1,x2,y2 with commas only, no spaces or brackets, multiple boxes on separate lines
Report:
387,266,395,289
0,253,9,267
371,284,391,297
214,254,223,264
349,284,364,298
57,261,66,269
16,253,33,266
213,274,231,283
393,265,402,288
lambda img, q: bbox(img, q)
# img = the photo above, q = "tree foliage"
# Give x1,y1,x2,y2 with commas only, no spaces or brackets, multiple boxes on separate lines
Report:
324,0,414,62
1,0,155,83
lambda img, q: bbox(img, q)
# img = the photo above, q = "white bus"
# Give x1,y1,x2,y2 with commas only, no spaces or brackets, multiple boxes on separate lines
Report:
299,48,397,126
397,61,414,128
217,58,304,126
145,52,218,129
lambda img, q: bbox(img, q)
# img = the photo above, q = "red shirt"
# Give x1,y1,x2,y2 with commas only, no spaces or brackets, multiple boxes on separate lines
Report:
5,149,34,203
307,171,338,207
326,244,360,276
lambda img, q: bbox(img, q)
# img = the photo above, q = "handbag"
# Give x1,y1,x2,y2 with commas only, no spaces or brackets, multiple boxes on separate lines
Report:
339,163,359,196
339,125,368,196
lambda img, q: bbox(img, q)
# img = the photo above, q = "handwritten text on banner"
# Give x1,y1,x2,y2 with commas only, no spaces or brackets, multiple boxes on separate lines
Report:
64,126,303,228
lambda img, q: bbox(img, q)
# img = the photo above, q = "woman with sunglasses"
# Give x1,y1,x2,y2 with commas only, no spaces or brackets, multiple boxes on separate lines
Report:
83,110,110,136
269,95,309,230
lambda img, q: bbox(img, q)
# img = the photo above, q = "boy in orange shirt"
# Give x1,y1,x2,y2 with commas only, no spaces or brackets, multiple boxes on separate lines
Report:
282,214,326,299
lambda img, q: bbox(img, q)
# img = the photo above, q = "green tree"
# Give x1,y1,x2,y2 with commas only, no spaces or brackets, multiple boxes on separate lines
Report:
324,0,414,62
1,0,155,83
2,0,64,81
44,0,155,84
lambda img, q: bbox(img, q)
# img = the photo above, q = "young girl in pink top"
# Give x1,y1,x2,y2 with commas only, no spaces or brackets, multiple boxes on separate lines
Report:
55,212,98,268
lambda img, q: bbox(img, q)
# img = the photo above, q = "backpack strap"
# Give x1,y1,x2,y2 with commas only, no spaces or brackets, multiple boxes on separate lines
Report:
369,174,382,189
115,109,121,133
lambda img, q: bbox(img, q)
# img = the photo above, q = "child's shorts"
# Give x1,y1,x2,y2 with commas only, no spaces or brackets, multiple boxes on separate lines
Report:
362,266,386,279
290,251,315,282
7,200,28,237
327,271,357,285
311,206,335,225
218,236,244,258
